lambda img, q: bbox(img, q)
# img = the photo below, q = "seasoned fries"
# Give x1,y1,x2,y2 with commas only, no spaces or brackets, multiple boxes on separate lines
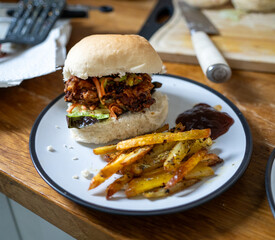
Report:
188,138,212,156
93,144,117,155
89,146,152,190
184,163,214,179
165,149,208,189
106,173,133,199
154,123,169,133
116,129,211,150
126,142,176,175
125,170,173,198
89,124,223,199
201,153,223,166
143,179,200,198
89,152,127,190
164,141,192,171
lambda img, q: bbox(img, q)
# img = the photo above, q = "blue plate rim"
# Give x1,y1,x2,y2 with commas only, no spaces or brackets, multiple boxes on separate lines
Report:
29,74,253,216
265,149,275,218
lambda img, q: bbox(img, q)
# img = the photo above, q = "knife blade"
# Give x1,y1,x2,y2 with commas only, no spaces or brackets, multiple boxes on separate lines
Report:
178,1,231,83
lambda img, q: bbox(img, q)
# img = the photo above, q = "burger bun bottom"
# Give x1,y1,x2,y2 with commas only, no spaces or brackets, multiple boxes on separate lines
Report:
69,91,168,144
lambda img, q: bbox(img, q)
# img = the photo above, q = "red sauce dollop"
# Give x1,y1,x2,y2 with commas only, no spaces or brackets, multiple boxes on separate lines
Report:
176,103,234,140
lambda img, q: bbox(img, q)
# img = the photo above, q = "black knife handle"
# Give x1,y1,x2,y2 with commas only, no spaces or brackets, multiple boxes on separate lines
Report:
6,8,88,18
139,0,174,40
6,5,113,19
60,9,88,18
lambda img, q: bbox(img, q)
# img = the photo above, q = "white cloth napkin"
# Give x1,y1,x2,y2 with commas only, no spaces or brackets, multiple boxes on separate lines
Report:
0,19,71,87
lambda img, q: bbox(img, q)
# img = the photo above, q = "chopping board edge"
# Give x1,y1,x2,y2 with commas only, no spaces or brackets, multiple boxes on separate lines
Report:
160,52,275,74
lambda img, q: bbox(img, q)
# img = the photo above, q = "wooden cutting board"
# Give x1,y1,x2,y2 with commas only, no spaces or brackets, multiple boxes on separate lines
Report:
139,0,275,73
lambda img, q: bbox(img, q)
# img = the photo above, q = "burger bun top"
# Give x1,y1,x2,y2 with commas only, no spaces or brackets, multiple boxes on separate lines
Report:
63,34,164,81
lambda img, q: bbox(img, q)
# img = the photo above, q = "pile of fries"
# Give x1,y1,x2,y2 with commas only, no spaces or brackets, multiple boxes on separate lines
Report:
89,123,223,199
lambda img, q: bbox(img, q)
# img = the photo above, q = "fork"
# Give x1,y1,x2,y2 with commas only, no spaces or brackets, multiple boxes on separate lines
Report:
0,0,66,45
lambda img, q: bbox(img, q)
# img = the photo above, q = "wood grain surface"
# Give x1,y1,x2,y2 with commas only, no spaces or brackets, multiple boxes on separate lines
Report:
0,0,275,239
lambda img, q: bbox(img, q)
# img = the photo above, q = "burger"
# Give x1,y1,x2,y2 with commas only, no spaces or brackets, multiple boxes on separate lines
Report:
63,34,168,144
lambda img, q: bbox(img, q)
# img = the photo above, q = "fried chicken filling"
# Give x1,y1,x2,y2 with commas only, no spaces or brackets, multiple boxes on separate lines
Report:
64,73,159,118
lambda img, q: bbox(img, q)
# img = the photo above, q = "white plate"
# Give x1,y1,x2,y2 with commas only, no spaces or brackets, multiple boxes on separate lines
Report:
265,149,275,218
30,74,252,215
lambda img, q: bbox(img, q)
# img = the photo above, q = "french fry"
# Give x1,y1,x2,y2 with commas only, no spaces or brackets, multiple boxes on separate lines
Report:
126,150,170,176
165,149,208,189
140,167,165,177
93,125,170,156
131,161,214,198
140,151,170,174
201,153,223,166
93,144,117,155
163,138,213,172
125,150,169,176
132,124,187,174
103,151,122,162
154,123,169,133
89,146,152,190
119,124,185,175
143,179,200,198
120,146,153,165
164,141,193,172
140,162,214,198
140,142,176,163
106,173,133,199
170,122,185,133
132,125,187,174
162,138,213,171
89,152,127,190
128,142,176,175
188,138,213,156
117,129,211,150
214,105,222,111
185,163,214,179
125,170,174,198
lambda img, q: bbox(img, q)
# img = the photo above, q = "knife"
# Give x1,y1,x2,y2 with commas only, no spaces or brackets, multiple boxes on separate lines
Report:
178,1,231,83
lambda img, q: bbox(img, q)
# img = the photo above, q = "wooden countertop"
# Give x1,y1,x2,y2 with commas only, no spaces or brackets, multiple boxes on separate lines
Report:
1,0,275,239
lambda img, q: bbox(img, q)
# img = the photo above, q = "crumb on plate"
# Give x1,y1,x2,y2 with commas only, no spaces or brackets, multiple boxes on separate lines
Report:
81,169,93,179
47,145,55,152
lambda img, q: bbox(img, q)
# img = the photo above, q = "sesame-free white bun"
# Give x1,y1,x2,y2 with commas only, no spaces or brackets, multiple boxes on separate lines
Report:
69,92,168,144
63,34,164,80
183,0,229,8
232,0,275,12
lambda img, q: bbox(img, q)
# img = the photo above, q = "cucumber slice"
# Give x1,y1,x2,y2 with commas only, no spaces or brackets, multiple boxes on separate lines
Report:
66,105,110,129
67,105,110,120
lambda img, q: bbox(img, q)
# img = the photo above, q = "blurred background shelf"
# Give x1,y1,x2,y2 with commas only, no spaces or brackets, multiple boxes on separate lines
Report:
0,192,75,240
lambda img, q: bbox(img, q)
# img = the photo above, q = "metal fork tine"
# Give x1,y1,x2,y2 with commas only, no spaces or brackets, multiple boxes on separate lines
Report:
6,1,25,35
38,1,64,38
12,2,34,35
23,5,43,35
31,3,52,37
